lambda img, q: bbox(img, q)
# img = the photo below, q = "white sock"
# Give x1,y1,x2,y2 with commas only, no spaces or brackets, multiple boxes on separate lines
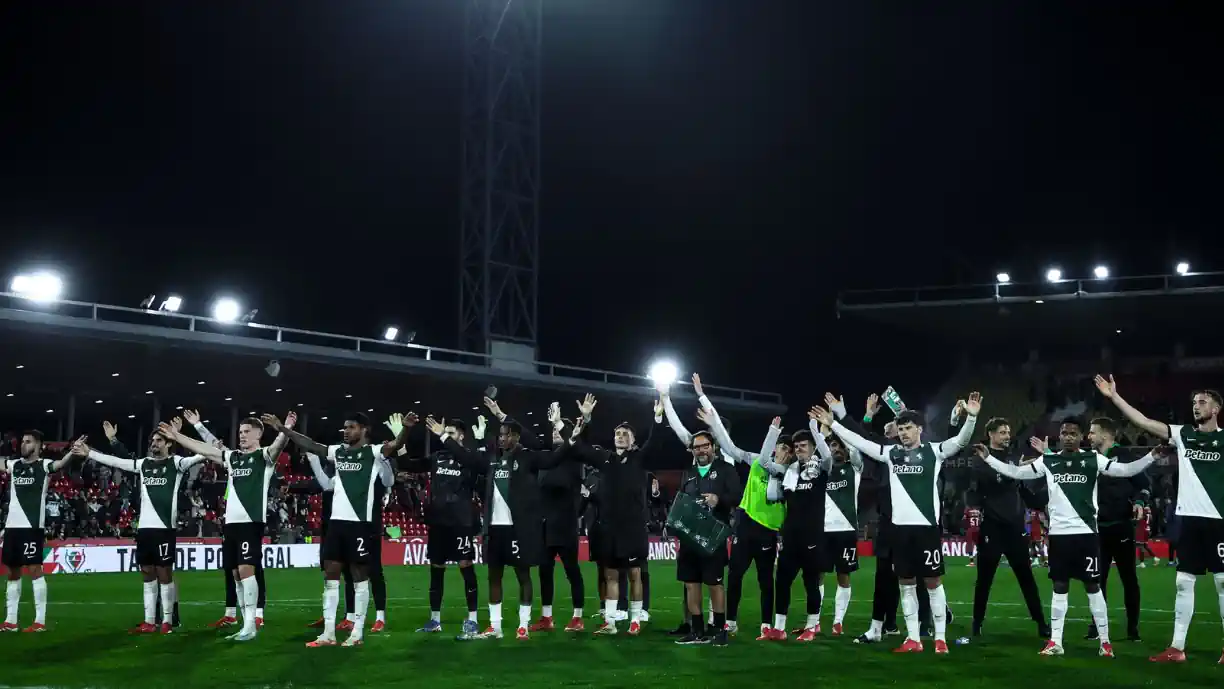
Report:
818,584,826,622
376,610,385,623
322,580,340,639
573,607,582,618
345,612,355,622
351,580,370,639
6,579,21,625
774,613,787,631
159,583,174,625
1172,572,1195,650
142,580,158,625
869,618,883,638
629,600,642,624
834,585,851,625
708,599,714,626
518,604,531,630
225,606,237,619
604,599,616,625
489,602,503,633
1050,592,1068,646
32,577,46,625
468,610,479,623
1086,590,1109,644
241,576,259,634
929,585,947,642
542,605,553,618
256,607,264,620
430,610,441,622
1214,573,1224,635
900,584,920,642
806,613,818,629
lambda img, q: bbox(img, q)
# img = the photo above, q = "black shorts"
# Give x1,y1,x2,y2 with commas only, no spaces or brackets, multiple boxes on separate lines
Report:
677,542,727,586
891,525,944,579
485,526,528,568
1048,534,1102,583
135,528,176,567
428,525,476,564
596,529,648,571
222,522,264,570
321,521,377,566
822,531,860,574
732,512,778,550
1,528,44,569
1175,516,1224,575
777,533,823,573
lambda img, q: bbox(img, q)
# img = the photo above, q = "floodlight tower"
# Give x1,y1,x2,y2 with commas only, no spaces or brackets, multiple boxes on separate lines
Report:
458,0,542,356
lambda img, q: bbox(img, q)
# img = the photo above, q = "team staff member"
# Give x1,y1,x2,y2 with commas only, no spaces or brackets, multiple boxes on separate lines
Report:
672,421,753,646
962,413,1049,639
1085,416,1150,641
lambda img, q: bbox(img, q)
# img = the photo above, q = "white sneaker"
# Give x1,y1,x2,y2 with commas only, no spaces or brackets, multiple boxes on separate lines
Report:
614,610,627,622
230,629,257,642
639,609,651,623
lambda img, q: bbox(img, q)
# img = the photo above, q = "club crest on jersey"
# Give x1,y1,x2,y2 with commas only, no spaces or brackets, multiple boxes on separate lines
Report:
710,470,717,479
513,460,519,471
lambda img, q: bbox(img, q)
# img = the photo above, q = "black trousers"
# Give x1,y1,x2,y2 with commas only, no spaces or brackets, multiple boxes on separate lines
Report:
540,543,585,610
1096,522,1140,633
726,514,777,625
972,519,1046,626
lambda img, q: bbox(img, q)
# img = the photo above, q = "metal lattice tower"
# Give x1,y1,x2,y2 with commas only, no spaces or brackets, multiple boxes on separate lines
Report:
458,0,542,354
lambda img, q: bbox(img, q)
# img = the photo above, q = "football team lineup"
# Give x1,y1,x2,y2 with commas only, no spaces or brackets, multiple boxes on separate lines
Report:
2,372,1223,671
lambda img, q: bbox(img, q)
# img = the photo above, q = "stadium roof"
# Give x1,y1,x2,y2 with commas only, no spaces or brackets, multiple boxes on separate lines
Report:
835,271,1224,342
0,294,783,451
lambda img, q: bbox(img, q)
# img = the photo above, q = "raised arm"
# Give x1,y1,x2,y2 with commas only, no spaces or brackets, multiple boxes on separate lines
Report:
159,423,225,462
809,418,835,473
979,446,1047,480
183,410,228,450
306,452,333,491
377,455,394,488
1095,374,1170,440
258,412,296,462
754,418,789,477
660,393,694,447
697,393,752,463
1097,450,1157,478
814,404,888,461
85,447,139,473
276,427,327,457
381,412,417,457
936,392,980,459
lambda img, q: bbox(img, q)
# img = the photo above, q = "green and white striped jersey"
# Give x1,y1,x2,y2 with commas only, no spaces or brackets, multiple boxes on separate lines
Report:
1168,424,1224,520
325,443,394,523
87,450,204,529
824,459,862,533
223,448,277,524
2,458,53,529
983,449,1154,535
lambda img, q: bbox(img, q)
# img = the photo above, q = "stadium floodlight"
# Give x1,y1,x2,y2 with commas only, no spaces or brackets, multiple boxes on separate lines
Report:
1045,268,1062,282
1176,261,1190,275
648,360,679,387
383,326,399,341
995,272,1011,284
212,298,240,322
162,295,182,312
1093,265,1109,279
10,272,63,303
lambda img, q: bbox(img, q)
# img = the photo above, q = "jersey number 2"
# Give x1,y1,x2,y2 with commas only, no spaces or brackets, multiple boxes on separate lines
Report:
357,537,367,556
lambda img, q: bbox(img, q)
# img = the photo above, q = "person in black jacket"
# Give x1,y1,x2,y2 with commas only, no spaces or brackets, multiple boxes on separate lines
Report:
529,410,586,632
964,413,1050,639
671,424,746,646
398,414,488,639
566,394,660,637
1085,416,1150,641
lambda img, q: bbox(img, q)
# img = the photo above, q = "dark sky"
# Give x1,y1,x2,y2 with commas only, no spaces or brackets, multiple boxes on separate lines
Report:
2,1,1220,409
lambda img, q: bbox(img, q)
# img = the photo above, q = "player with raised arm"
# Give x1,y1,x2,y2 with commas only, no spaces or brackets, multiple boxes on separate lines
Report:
402,412,489,638
181,410,268,629
157,412,294,641
272,412,403,647
826,392,982,654
816,416,865,637
1095,375,1224,664
1,430,73,633
71,424,208,634
974,417,1158,658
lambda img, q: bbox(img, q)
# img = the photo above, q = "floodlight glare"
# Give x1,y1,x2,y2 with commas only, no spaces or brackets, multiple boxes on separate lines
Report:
384,326,399,341
648,360,679,386
1093,265,1109,279
995,272,1011,284
1176,261,1190,275
1045,268,1062,282
162,295,182,312
212,298,240,322
10,272,63,303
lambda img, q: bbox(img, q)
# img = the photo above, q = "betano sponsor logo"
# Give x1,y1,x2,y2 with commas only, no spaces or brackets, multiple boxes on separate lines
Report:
436,467,463,477
12,477,36,486
826,479,850,491
230,468,254,478
1053,473,1089,484
1185,449,1221,462
892,465,923,475
335,461,364,471
142,477,168,486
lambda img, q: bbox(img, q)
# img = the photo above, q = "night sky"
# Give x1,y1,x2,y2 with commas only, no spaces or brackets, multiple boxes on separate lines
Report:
2,2,1219,410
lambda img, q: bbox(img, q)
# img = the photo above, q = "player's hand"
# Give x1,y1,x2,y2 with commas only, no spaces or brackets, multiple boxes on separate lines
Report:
971,443,989,459
866,393,881,418
700,493,719,507
171,416,183,433
771,416,782,430
570,417,586,442
1093,374,1116,399
260,414,285,432
547,402,561,426
384,413,403,436
1132,503,1143,520
483,396,506,421
424,416,445,437
71,436,91,457
1029,436,1049,454
284,411,297,430
1152,443,1174,459
964,392,982,416
577,393,597,418
183,409,202,425
823,392,846,417
157,422,177,439
883,421,899,439
101,421,118,442
473,415,487,440
953,400,967,419
696,407,711,426
402,411,419,428
653,399,663,418
654,378,671,396
691,373,705,397
808,406,833,427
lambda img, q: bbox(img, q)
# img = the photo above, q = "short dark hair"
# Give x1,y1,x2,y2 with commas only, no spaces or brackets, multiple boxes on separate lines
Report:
501,421,522,435
1089,417,1117,434
776,435,794,449
445,418,466,432
691,430,716,448
1061,416,1086,432
346,412,371,427
791,429,814,445
1192,389,1224,407
984,417,1010,434
896,410,925,428
240,417,264,432
22,429,43,444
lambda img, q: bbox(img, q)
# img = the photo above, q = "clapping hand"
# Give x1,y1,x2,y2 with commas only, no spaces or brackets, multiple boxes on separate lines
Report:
424,416,446,437
964,392,982,416
102,421,119,442
1029,436,1050,454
